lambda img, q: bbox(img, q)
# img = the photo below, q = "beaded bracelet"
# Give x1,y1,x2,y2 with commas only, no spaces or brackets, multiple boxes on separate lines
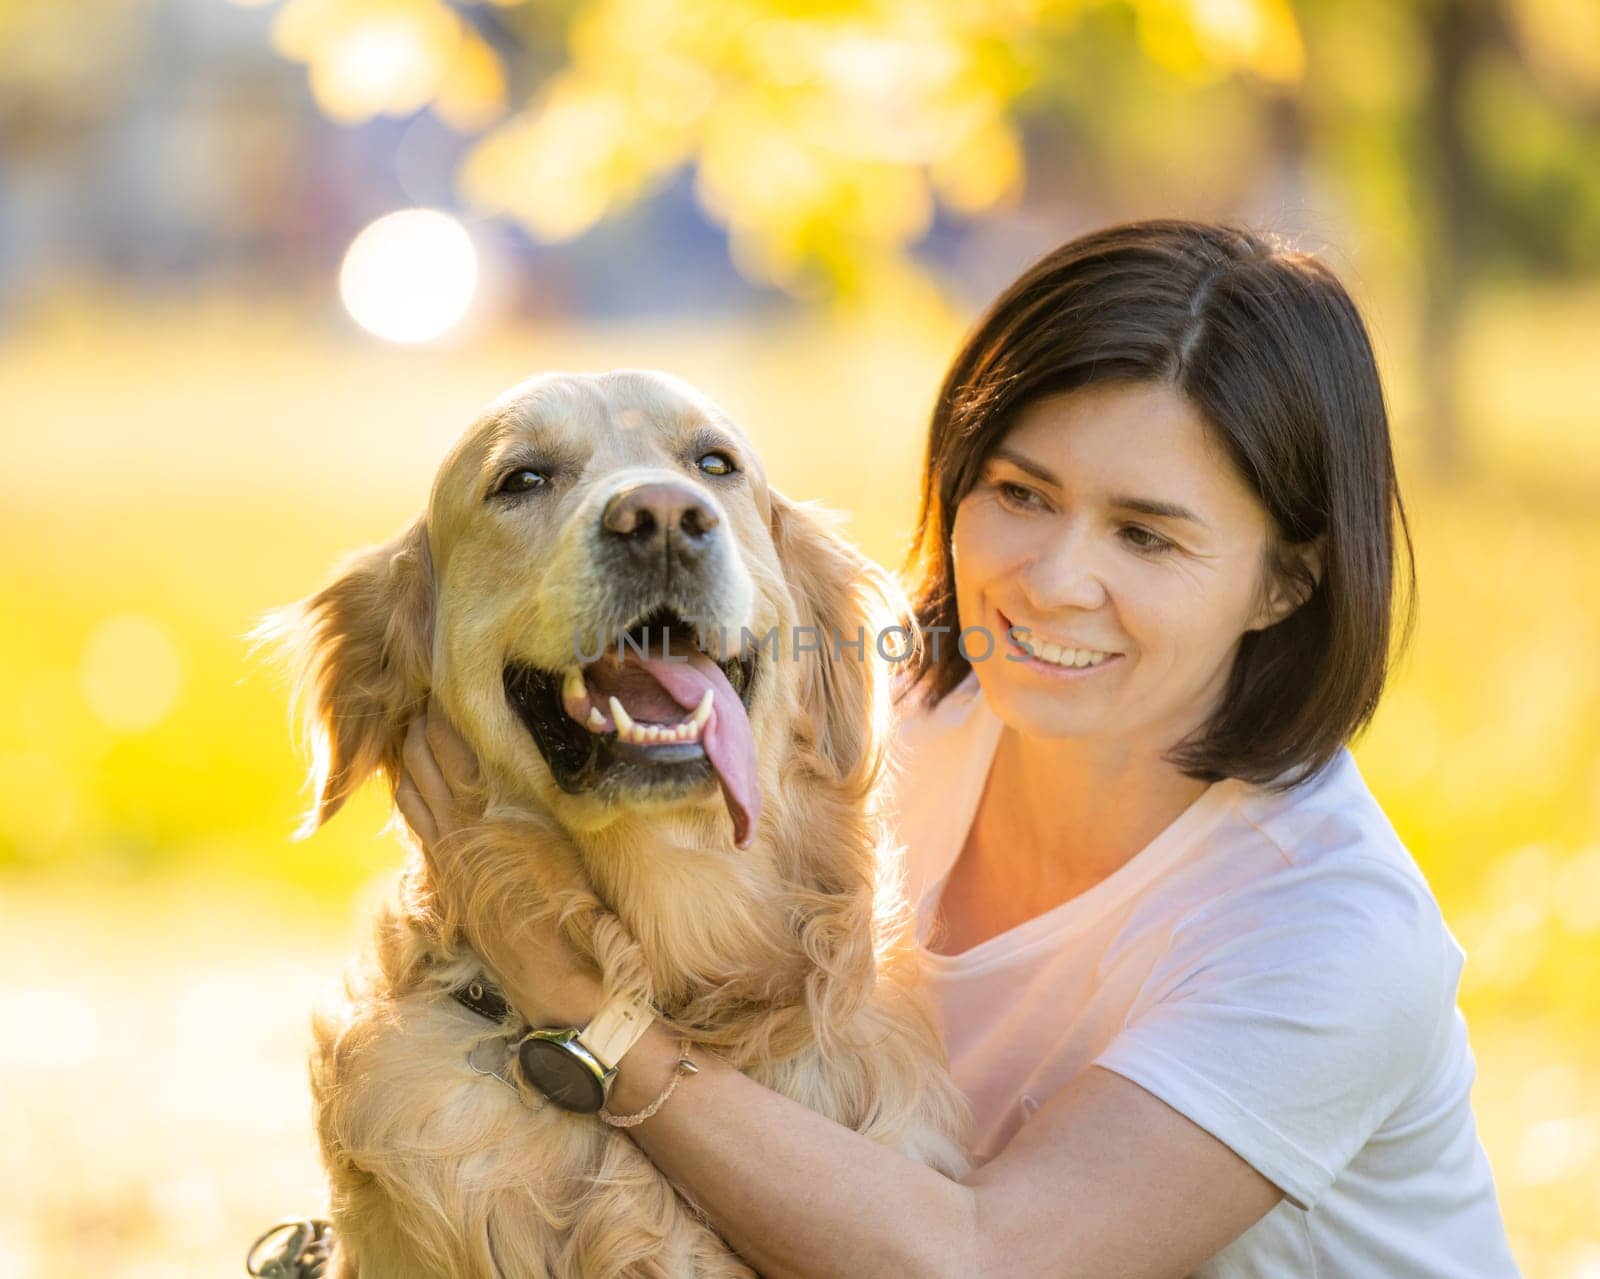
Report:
600,1042,699,1128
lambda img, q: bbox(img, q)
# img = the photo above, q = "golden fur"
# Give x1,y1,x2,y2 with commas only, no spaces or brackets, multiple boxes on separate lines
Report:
256,371,970,1277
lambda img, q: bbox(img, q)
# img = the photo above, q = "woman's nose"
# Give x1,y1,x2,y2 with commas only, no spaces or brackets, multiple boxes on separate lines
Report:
1018,534,1110,613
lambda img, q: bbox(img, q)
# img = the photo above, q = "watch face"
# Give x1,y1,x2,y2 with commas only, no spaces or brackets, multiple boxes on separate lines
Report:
518,1036,606,1113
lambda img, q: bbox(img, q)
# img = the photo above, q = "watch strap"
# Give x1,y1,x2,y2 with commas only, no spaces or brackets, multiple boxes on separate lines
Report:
580,988,653,1071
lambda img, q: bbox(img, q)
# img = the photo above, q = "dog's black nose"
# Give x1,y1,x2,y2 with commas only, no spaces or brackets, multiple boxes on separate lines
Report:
601,480,720,560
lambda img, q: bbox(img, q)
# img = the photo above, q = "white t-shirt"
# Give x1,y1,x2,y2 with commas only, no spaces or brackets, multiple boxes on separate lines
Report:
887,671,1520,1278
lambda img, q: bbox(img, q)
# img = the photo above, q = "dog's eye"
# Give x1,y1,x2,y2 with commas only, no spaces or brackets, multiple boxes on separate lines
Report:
696,452,736,477
496,468,549,496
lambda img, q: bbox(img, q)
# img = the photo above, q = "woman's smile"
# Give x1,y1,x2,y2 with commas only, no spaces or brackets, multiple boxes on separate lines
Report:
997,607,1125,676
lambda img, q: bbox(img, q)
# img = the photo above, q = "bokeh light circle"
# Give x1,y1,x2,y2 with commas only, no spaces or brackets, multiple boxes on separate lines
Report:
80,613,184,733
339,209,478,343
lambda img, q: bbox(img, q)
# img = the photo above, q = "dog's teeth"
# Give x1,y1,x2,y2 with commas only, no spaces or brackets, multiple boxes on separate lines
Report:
604,695,712,746
563,666,586,703
670,713,706,742
587,706,606,731
609,697,635,736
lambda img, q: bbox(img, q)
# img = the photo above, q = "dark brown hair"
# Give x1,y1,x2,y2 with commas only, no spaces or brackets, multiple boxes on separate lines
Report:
902,219,1415,789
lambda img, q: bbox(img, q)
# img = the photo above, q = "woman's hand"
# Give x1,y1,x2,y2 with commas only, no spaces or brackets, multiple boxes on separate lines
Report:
396,699,603,1028
395,698,482,856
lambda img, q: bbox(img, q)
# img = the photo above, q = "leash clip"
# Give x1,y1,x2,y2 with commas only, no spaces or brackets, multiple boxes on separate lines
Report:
467,1032,546,1111
246,1217,333,1277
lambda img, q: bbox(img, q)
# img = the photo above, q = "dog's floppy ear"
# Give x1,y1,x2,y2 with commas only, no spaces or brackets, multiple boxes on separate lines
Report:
768,489,901,794
251,516,434,837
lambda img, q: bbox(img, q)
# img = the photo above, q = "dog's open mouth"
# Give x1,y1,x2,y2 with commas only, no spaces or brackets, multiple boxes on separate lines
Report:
504,607,760,847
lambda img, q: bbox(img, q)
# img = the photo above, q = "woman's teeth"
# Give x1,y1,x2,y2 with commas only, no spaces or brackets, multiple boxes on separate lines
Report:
1016,637,1116,668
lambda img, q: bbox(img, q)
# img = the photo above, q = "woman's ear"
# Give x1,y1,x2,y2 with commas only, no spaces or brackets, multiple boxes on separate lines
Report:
1254,533,1325,630
768,489,900,792
251,516,435,836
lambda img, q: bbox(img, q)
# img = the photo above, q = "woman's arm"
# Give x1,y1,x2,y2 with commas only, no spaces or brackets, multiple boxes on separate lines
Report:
399,710,1283,1279
533,970,979,1279
540,970,1281,1279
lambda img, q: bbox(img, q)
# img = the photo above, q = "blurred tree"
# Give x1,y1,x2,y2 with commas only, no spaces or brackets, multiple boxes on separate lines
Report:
249,0,1303,304
1294,0,1600,472
242,0,1600,471
1342,0,1597,472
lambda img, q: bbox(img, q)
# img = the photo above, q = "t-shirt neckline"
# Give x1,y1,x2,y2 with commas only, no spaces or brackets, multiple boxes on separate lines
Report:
913,677,1243,973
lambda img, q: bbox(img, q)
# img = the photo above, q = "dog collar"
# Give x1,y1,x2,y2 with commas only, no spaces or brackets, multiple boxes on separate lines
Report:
450,975,513,1024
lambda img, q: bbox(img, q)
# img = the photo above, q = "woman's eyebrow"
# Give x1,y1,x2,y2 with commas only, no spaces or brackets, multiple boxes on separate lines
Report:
990,448,1209,528
1112,495,1210,528
989,447,1057,485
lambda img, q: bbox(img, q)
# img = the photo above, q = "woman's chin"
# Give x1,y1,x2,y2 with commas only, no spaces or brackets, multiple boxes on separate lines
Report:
975,669,1117,741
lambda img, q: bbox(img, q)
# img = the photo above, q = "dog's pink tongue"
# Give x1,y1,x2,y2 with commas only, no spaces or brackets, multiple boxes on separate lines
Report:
633,648,759,849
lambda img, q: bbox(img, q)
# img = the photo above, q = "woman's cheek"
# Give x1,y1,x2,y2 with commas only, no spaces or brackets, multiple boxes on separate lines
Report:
1135,582,1238,706
952,498,1000,587
961,497,1031,572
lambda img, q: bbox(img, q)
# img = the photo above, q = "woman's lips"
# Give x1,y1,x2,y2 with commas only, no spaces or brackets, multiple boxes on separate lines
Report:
997,609,1124,676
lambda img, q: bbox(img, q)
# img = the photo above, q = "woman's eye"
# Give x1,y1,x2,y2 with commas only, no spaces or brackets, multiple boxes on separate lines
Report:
1121,525,1173,553
496,468,549,496
697,451,736,476
997,481,1041,510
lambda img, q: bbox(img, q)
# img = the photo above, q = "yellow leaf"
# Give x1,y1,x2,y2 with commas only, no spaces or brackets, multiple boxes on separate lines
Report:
435,29,508,131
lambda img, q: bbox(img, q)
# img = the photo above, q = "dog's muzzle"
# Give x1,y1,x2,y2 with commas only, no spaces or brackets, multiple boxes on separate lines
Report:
504,477,763,847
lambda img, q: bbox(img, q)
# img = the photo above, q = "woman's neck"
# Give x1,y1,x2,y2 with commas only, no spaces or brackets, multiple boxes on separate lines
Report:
970,727,1213,904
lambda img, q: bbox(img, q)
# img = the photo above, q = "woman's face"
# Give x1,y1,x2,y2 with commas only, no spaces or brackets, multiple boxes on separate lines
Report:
951,380,1308,753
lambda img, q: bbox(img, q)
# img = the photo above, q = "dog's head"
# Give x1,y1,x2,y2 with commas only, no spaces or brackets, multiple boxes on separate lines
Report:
256,370,898,857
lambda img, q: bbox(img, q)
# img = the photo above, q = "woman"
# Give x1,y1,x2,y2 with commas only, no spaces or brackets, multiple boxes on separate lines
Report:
399,220,1519,1277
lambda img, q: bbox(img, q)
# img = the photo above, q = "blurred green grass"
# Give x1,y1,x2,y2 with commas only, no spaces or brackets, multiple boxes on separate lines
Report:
1,292,1597,1276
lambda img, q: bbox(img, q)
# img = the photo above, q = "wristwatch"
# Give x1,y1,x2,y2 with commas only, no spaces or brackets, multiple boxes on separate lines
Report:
515,989,653,1113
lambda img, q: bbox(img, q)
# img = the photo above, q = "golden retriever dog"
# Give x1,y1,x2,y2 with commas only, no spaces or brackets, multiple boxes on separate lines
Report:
257,370,970,1277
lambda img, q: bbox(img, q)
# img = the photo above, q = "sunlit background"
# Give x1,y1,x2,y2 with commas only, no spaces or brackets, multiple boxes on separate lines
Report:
2,0,1598,1274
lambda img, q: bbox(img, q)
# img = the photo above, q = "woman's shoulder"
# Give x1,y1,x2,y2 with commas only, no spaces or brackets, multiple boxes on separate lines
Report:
884,670,991,795
1226,746,1427,891
888,666,983,737
882,669,997,909
1178,748,1462,1007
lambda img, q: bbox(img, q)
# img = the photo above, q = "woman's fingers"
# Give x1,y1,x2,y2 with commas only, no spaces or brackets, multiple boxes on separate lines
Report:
403,714,455,819
395,770,438,848
400,704,488,864
425,699,481,792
